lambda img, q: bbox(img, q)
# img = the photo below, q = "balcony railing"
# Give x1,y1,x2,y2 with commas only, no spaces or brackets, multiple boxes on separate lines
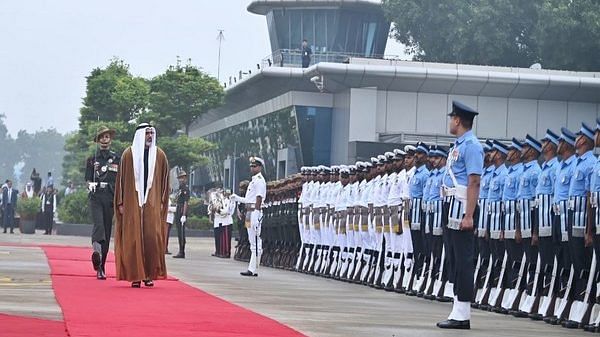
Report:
260,49,394,68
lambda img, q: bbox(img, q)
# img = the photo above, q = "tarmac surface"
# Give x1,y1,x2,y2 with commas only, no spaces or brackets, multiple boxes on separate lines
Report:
0,231,587,337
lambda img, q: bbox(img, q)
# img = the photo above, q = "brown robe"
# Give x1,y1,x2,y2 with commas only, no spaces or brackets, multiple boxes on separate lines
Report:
114,147,170,281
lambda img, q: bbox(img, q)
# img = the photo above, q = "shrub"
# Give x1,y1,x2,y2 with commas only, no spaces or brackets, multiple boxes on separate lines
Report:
188,197,208,217
186,215,212,230
17,197,41,220
58,189,90,224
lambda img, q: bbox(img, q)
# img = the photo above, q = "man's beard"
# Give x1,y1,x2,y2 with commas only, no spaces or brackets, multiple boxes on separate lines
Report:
99,141,111,149
145,140,152,147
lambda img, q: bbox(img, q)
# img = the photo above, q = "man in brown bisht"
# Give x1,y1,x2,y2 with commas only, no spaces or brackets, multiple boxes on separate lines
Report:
114,123,170,288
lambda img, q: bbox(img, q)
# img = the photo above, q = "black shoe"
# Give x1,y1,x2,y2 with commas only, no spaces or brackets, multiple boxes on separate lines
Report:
131,281,141,288
240,270,258,277
2,229,6,233
529,313,543,320
511,310,528,318
165,250,171,255
562,320,580,329
143,280,154,287
91,251,101,271
97,269,106,280
436,296,453,303
10,230,14,234
173,253,185,259
437,319,470,329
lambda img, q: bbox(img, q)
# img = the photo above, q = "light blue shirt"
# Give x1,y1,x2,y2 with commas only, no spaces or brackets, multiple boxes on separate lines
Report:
409,164,430,199
590,157,600,192
554,154,577,203
430,168,443,202
487,164,508,202
502,162,523,202
536,157,559,196
569,150,596,197
480,165,495,200
443,130,484,187
517,160,541,200
424,169,437,202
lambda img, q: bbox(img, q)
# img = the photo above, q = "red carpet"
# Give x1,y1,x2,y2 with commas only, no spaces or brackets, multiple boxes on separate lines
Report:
42,245,305,337
0,313,68,337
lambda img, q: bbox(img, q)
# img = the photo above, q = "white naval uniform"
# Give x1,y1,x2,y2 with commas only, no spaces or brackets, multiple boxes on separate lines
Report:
234,172,266,274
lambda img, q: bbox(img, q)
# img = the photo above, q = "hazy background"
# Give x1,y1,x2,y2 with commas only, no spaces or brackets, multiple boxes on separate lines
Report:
0,0,407,137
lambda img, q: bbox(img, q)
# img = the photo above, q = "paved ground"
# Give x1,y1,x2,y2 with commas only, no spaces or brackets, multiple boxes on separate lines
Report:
0,231,587,336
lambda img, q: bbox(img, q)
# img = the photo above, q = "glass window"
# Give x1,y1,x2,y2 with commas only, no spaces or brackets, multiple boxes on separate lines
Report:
202,107,301,186
302,10,314,47
295,106,332,166
315,10,328,52
290,10,302,50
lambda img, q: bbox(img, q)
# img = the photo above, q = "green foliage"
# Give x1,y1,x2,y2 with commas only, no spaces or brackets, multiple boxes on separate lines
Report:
159,135,215,172
17,197,41,220
533,0,600,71
57,189,90,224
148,59,224,135
186,215,212,230
382,0,600,71
79,58,150,126
188,197,208,218
63,58,222,186
0,114,66,188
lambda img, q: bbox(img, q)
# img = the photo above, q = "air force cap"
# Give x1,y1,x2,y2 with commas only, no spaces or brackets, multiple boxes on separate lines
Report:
524,134,542,153
415,142,429,154
510,138,523,152
448,101,479,120
542,129,560,146
560,127,576,146
577,122,595,140
493,140,509,156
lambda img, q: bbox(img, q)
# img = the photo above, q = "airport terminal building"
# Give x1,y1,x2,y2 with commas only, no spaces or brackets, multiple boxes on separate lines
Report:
188,0,600,190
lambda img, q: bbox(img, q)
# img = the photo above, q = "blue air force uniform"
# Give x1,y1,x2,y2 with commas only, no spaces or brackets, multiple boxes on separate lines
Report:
567,123,596,301
439,102,483,325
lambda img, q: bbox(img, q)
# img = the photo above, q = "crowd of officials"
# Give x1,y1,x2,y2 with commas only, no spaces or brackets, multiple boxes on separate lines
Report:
0,169,61,235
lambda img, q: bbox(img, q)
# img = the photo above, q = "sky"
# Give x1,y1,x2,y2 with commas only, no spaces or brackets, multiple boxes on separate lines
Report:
0,0,408,137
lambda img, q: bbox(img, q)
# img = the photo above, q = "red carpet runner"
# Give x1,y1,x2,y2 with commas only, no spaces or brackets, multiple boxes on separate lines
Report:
1,313,68,337
42,245,305,337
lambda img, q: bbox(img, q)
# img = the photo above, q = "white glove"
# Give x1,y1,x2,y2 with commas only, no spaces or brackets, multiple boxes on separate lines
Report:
180,216,186,224
87,182,97,193
404,258,413,270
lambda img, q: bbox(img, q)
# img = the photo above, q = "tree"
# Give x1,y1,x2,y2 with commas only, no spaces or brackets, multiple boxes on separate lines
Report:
533,0,600,71
148,59,224,136
63,58,150,184
64,58,222,186
158,135,215,172
382,0,600,71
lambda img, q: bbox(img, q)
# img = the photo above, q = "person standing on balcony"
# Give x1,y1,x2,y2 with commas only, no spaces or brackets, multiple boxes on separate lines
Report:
301,39,312,68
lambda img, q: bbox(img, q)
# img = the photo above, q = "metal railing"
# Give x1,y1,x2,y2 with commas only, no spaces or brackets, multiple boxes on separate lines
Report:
260,49,398,69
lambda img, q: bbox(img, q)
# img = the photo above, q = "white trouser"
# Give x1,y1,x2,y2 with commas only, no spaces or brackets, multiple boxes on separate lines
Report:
247,225,262,274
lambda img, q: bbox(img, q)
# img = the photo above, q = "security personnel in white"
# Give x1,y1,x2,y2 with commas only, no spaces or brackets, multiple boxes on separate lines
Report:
530,129,560,320
233,157,267,277
438,101,483,330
